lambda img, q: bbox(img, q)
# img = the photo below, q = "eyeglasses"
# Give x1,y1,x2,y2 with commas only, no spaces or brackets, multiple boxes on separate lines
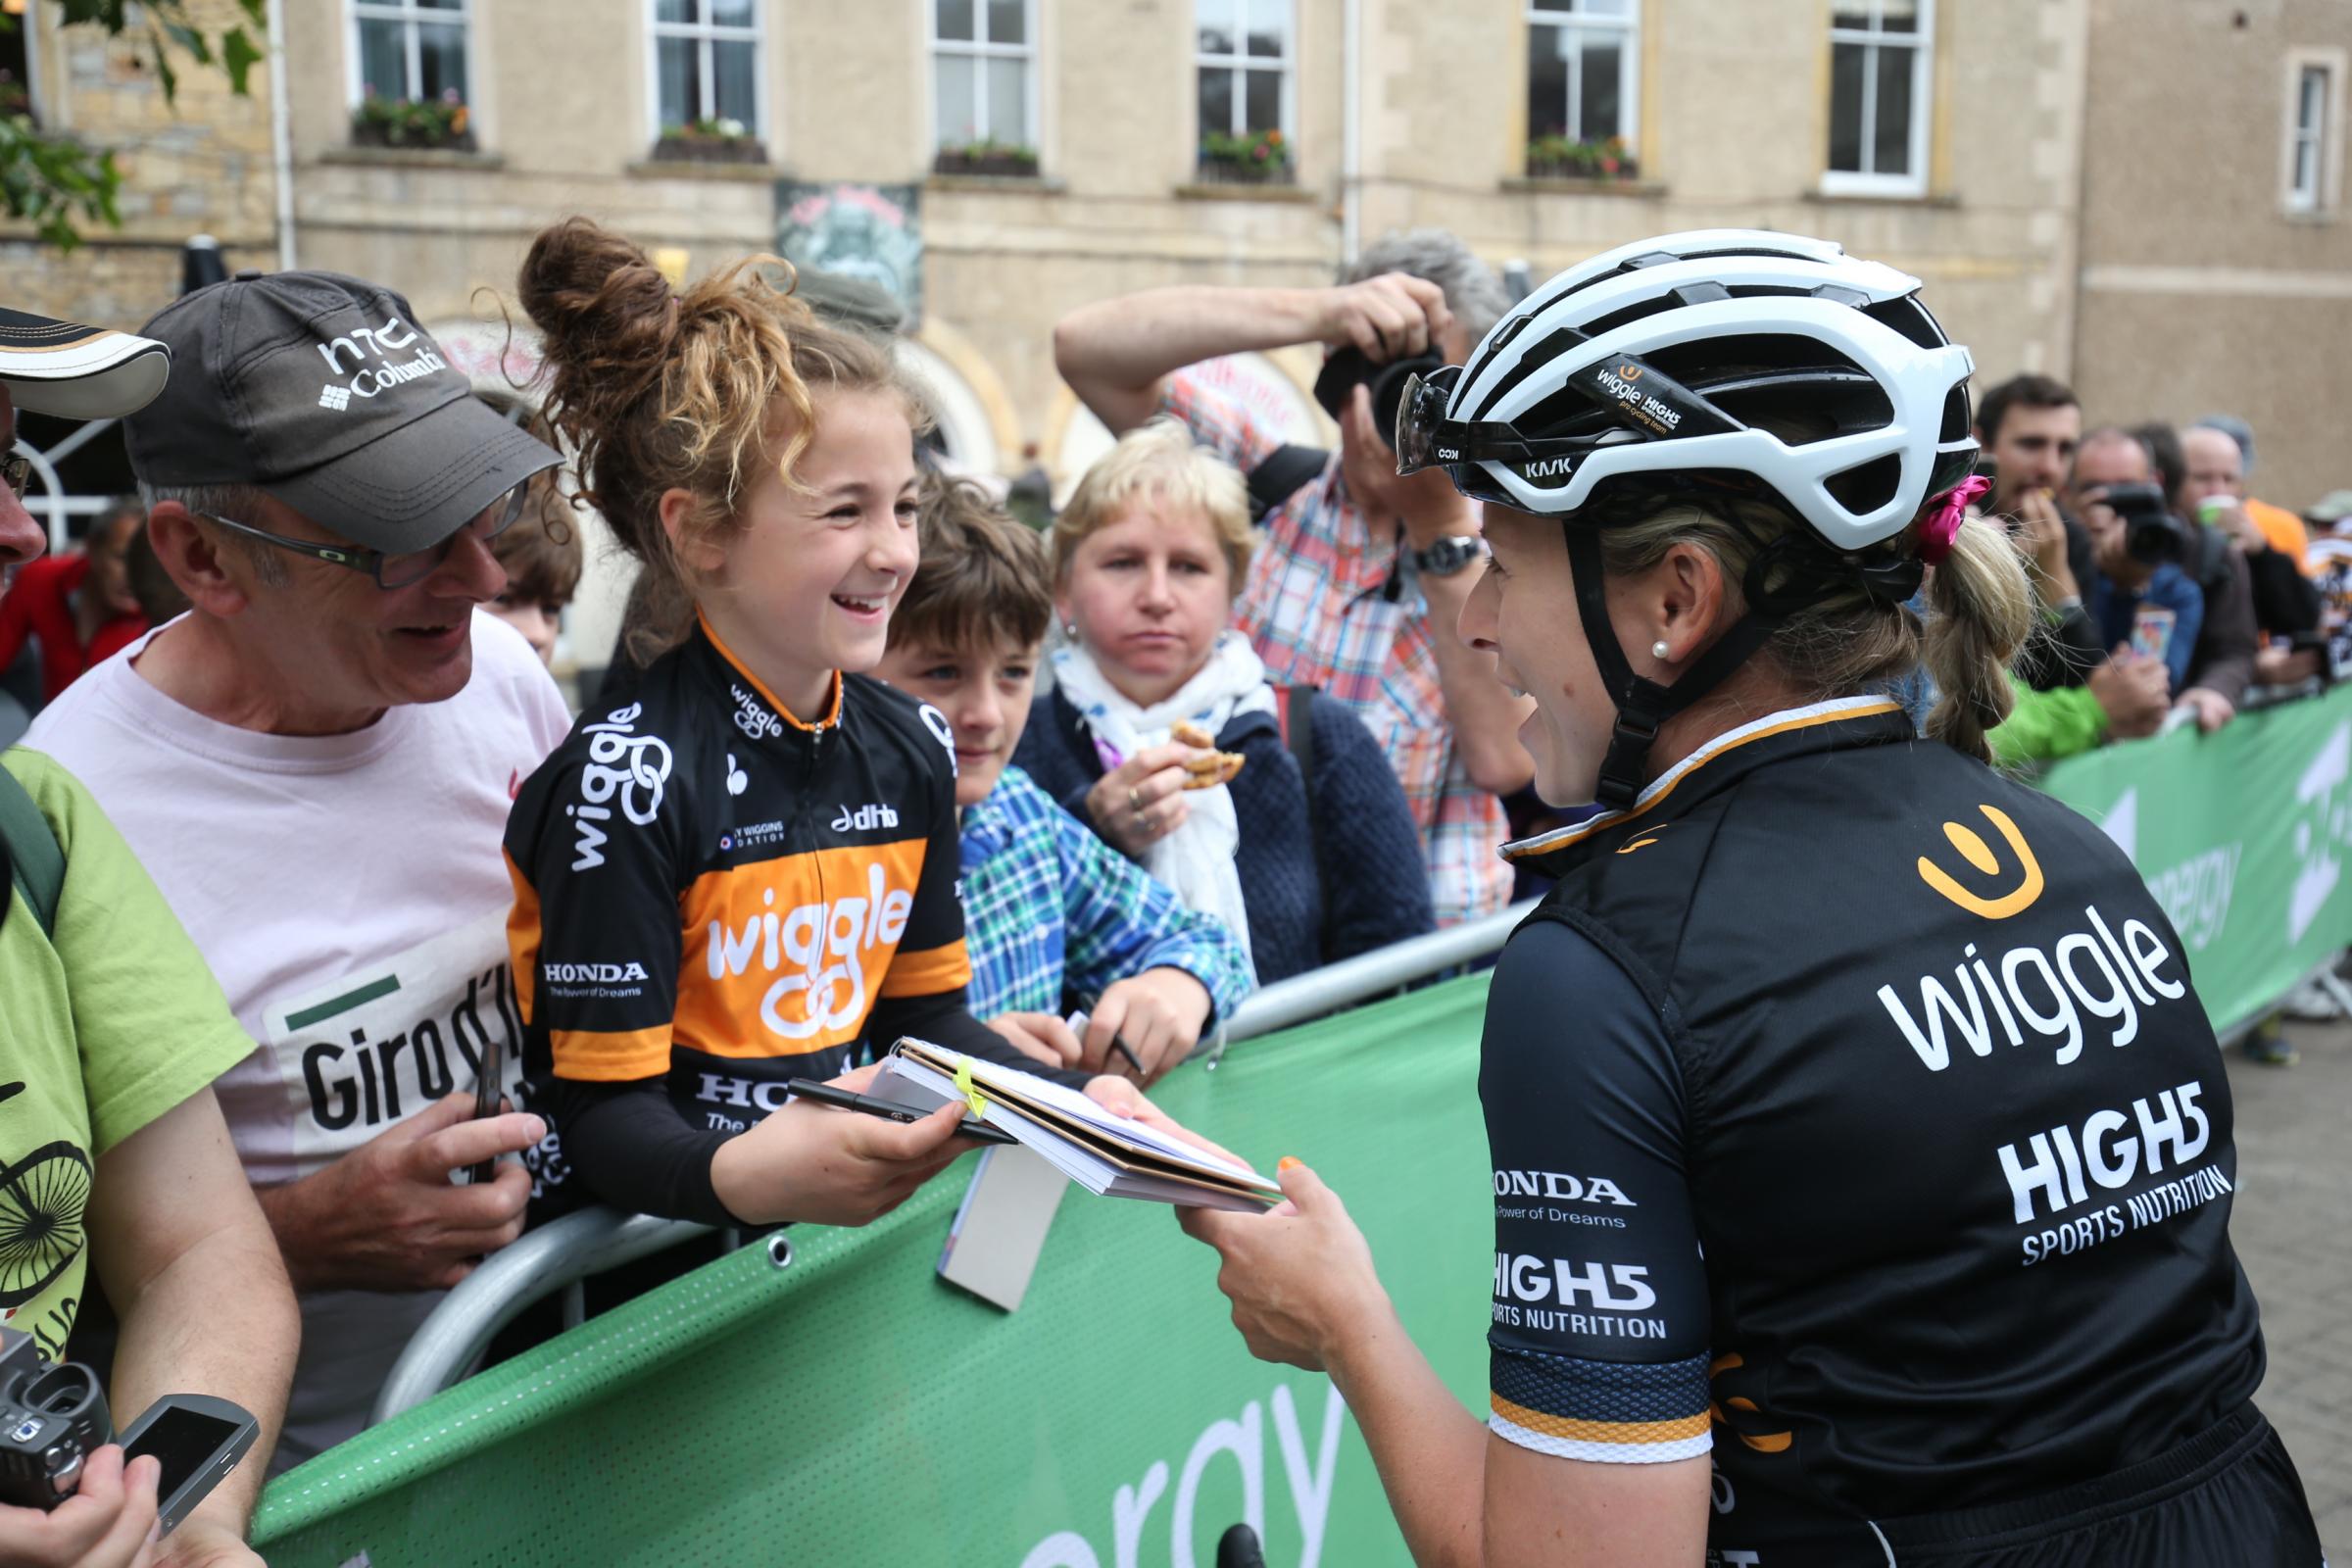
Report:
3,456,31,503
197,483,530,590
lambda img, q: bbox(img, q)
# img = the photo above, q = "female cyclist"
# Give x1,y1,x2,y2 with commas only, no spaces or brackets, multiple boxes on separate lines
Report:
1181,230,2321,1566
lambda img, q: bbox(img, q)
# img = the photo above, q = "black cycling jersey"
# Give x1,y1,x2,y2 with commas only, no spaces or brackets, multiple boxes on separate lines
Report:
505,617,1051,1225
1484,696,2307,1561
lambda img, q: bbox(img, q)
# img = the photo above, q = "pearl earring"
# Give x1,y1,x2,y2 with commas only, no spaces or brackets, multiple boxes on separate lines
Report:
1651,640,1672,660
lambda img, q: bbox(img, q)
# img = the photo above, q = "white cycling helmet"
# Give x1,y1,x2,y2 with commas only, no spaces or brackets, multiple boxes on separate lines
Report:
1392,230,1982,806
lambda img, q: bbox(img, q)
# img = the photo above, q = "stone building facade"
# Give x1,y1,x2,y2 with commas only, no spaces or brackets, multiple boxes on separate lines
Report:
5,0,2346,657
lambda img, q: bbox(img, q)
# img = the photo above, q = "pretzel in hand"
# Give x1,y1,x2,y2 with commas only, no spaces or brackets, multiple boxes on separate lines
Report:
1170,719,1246,790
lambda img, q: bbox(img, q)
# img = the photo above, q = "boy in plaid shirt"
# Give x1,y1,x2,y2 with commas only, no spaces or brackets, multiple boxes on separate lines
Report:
873,473,1253,1082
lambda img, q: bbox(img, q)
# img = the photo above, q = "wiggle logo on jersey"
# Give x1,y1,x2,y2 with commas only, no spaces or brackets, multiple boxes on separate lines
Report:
568,705,673,870
677,840,929,1051
1918,805,2044,919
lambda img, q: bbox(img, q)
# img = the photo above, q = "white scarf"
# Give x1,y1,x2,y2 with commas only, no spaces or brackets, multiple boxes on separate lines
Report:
1053,631,1273,982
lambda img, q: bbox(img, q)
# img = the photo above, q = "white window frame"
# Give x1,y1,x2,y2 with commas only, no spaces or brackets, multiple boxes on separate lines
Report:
644,0,767,142
1821,0,1934,198
927,0,1040,155
2282,49,2345,216
345,0,474,108
1194,0,1296,147
1524,0,1642,155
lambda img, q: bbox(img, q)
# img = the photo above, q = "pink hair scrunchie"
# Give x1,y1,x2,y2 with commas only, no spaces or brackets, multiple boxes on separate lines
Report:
1917,474,1991,566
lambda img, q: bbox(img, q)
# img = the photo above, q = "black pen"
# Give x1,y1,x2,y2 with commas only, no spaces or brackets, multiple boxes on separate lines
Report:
783,1079,1018,1145
1074,996,1147,1078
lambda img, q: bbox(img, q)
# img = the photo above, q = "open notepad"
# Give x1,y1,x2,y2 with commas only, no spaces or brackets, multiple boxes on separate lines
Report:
878,1039,1283,1212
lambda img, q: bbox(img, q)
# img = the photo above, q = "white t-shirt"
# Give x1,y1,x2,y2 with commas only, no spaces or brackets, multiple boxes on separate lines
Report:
24,611,571,1467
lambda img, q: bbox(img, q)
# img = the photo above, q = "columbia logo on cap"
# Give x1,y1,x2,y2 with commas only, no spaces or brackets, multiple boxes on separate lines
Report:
318,383,352,411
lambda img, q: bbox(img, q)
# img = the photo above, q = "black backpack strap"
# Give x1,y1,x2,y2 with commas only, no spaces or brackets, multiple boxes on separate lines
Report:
0,760,65,938
1277,685,1333,955
1248,445,1328,525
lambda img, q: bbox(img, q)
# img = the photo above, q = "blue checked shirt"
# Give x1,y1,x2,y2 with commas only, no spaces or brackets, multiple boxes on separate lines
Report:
959,765,1255,1025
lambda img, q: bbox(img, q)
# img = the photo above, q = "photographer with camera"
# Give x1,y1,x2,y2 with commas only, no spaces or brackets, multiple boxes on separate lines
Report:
0,311,296,1567
2070,426,2256,733
1052,231,1535,926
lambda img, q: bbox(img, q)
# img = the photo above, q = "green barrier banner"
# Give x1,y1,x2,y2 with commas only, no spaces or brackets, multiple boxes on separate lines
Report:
253,977,1497,1567
249,688,2352,1565
2034,679,2352,1034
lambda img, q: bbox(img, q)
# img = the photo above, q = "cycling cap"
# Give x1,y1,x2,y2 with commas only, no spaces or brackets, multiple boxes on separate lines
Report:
1395,228,1978,552
1395,230,1980,808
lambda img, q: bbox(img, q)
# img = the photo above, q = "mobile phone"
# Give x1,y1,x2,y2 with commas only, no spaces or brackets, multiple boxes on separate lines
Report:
117,1395,259,1537
466,1029,506,1185
2131,605,2177,665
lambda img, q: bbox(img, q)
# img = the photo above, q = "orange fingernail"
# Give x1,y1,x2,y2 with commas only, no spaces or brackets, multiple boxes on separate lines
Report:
1278,1156,1302,1173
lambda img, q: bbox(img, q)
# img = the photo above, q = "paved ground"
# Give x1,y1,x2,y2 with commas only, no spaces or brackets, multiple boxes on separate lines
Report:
2229,1012,2352,1552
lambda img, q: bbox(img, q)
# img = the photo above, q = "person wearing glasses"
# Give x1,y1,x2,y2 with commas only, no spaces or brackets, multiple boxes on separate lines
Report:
23,270,569,1471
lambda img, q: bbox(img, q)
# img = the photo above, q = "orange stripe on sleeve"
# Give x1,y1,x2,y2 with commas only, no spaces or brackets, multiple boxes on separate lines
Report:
878,938,972,998
1489,1394,1711,1446
551,1024,673,1082
505,849,541,1025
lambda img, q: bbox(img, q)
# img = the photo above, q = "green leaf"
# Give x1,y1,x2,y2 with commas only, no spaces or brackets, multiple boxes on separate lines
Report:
221,26,263,95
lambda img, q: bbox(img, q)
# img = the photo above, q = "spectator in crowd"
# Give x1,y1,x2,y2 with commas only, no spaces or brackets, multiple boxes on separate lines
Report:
1053,230,1535,926
2070,425,2252,732
504,219,1171,1237
0,496,147,707
485,487,582,668
1015,419,1435,984
24,270,565,1469
873,471,1253,1082
2180,418,2323,683
0,307,296,1567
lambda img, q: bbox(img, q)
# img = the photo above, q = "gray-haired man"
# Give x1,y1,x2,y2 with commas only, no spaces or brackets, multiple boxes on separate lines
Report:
1054,231,1536,925
26,270,568,1468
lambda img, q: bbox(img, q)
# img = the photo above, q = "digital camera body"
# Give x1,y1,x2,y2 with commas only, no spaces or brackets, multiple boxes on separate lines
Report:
0,1327,111,1511
1313,345,1445,446
2093,481,2191,564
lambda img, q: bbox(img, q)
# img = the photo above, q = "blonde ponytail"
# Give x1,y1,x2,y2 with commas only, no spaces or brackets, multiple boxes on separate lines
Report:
1920,515,2034,762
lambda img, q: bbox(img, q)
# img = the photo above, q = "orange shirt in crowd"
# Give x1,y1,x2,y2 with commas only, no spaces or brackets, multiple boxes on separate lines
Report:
2244,497,2311,572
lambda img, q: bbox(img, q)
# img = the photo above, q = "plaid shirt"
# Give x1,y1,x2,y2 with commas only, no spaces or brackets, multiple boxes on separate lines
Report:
959,764,1255,1023
1163,372,1515,923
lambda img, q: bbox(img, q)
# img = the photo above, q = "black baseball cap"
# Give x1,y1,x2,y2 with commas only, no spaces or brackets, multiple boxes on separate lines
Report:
126,270,559,555
0,307,172,420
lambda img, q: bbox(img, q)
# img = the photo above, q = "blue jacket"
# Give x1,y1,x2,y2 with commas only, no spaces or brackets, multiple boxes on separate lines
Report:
2093,564,2204,692
1013,687,1436,984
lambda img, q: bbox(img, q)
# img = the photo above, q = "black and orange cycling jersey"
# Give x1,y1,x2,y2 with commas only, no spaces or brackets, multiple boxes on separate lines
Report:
505,616,1039,1225
1483,697,2318,1564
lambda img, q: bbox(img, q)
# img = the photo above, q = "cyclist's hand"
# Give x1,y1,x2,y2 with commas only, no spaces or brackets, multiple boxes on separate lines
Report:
1085,744,1196,858
710,1063,979,1228
256,1092,543,1292
0,1446,161,1568
1314,272,1452,363
1179,1158,1380,1371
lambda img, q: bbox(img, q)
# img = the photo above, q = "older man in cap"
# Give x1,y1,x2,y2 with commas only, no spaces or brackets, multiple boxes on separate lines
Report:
1,305,296,1566
26,270,567,1469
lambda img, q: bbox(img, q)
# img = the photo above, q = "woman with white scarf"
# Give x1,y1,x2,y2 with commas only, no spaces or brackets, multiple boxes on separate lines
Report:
1013,419,1433,986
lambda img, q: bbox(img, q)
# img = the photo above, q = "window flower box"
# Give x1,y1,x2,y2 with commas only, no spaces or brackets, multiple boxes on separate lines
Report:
932,140,1041,178
351,88,475,152
652,118,766,166
1197,128,1292,184
1525,134,1639,182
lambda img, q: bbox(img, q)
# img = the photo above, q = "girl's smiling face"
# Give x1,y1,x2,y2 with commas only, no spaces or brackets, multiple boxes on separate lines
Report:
687,388,921,717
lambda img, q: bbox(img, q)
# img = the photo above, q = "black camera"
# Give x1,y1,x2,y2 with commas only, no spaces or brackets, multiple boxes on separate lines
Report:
1313,345,1445,449
0,1328,111,1511
2089,481,2189,564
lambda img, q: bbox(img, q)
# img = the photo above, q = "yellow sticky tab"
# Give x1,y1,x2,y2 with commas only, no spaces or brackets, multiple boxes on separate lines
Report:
954,1058,987,1118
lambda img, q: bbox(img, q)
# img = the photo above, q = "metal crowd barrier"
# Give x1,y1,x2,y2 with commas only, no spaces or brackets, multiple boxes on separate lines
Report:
369,900,1540,1425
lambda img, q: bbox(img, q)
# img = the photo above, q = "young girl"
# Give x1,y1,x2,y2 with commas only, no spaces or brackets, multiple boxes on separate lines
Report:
504,218,1111,1230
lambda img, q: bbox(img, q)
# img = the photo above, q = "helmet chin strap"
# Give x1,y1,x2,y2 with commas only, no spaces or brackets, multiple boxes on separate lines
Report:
1564,528,1775,811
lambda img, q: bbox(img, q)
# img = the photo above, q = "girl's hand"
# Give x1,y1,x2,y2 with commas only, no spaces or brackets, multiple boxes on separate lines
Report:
1084,743,1198,858
1178,1159,1383,1372
709,1063,980,1228
1083,968,1213,1083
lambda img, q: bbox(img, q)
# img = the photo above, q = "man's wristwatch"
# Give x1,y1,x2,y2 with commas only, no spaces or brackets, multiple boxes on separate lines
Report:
1410,534,1487,577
